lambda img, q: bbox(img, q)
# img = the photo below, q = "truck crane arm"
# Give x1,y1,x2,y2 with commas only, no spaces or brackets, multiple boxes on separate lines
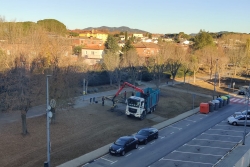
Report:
111,82,145,103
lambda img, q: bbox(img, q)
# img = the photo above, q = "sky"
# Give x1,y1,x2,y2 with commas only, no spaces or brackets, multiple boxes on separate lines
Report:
0,0,249,34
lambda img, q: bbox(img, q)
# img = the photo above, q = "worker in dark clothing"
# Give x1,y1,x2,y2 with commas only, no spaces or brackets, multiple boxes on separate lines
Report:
102,96,105,106
90,98,92,104
132,92,134,96
93,97,95,103
124,91,127,100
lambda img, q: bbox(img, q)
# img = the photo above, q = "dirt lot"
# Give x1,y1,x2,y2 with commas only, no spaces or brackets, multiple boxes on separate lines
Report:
0,78,237,167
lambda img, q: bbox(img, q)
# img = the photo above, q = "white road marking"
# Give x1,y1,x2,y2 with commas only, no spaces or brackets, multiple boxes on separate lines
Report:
238,99,246,103
186,124,190,126
111,161,117,164
151,141,155,144
169,125,182,130
159,136,165,139
125,153,132,157
215,124,231,126
184,119,196,122
139,147,144,150
173,150,223,156
101,157,117,164
231,98,241,102
184,144,231,149
202,133,242,138
209,128,246,132
170,132,174,134
160,158,214,165
193,138,239,143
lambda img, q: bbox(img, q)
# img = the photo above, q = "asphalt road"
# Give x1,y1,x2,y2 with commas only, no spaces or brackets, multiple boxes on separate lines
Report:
82,104,250,167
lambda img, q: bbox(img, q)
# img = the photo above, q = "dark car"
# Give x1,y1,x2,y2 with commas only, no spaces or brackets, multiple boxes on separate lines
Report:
109,136,138,156
238,90,246,95
238,86,249,95
134,128,158,145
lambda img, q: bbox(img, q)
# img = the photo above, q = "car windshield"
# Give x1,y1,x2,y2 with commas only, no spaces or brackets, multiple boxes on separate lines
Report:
114,138,126,146
137,130,149,136
127,99,140,107
235,115,244,119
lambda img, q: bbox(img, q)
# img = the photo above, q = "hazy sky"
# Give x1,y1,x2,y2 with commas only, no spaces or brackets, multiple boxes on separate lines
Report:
0,0,249,34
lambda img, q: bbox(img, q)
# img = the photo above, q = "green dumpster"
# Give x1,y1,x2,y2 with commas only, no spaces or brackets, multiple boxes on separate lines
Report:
225,95,230,104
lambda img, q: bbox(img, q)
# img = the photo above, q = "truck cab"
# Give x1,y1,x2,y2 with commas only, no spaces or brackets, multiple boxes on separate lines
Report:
126,96,145,118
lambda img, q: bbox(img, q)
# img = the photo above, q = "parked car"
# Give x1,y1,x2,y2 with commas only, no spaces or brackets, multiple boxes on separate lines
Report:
134,128,158,145
238,86,249,95
227,115,250,126
233,110,250,117
109,136,138,156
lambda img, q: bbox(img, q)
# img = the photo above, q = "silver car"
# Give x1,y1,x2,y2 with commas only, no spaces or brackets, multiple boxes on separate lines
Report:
228,115,250,126
233,110,250,117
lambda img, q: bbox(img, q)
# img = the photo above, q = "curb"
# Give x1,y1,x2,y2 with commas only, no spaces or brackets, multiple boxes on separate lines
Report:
57,107,200,167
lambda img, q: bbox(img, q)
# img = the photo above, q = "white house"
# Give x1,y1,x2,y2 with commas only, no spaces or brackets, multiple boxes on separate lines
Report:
81,45,104,65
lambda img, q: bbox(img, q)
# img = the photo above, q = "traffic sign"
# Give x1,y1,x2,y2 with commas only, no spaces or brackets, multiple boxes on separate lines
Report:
50,99,56,108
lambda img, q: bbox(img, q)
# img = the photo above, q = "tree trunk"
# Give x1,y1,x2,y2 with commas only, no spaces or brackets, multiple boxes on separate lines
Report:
193,71,196,83
183,74,186,84
86,80,88,94
218,73,221,87
21,111,28,135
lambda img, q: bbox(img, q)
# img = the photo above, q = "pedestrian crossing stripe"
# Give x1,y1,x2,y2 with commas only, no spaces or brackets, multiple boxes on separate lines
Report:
230,97,250,105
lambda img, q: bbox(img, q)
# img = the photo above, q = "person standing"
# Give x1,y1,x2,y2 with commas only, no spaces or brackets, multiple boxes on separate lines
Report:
124,91,127,100
102,96,105,106
90,98,92,104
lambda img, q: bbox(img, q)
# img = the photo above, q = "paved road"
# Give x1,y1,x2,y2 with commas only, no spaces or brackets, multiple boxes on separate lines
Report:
80,104,248,167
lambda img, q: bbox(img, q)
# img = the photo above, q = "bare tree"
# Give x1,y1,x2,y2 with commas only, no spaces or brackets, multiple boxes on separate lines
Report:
168,45,186,84
103,50,120,85
123,49,142,85
225,46,246,77
181,50,192,84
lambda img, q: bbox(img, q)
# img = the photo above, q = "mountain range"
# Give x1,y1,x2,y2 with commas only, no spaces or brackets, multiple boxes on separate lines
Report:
82,26,148,34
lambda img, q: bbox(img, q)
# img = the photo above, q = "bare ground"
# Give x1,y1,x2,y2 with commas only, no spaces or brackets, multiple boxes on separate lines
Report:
0,79,229,167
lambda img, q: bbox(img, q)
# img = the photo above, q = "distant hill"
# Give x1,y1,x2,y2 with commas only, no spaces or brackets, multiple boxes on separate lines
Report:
82,26,148,34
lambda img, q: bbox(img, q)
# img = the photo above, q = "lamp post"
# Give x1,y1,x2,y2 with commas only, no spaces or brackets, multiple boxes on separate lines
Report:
242,84,250,145
46,75,52,167
213,59,218,100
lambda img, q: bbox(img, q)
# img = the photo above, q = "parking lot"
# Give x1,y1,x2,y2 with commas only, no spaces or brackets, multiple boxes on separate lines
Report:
151,114,250,167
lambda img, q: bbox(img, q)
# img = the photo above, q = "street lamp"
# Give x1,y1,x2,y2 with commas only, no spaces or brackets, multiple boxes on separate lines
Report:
213,59,218,100
45,75,52,167
242,83,250,145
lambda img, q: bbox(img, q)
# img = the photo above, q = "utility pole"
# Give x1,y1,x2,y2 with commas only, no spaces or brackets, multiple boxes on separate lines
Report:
83,78,85,100
213,59,218,100
242,83,250,145
45,75,52,167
